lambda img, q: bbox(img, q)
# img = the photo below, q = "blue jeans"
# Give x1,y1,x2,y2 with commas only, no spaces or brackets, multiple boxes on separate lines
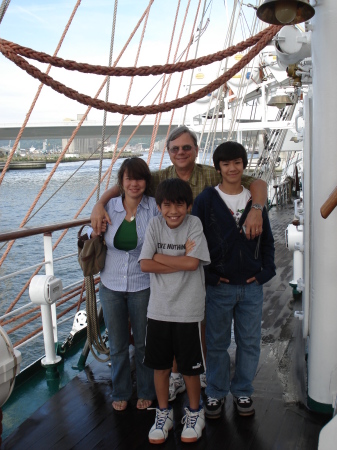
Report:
205,282,263,399
99,283,155,402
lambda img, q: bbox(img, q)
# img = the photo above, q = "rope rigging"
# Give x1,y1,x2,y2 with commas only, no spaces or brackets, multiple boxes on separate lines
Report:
0,25,280,116
0,26,278,78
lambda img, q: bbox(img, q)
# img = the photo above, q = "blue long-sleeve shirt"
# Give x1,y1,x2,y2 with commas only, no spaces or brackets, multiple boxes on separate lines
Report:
192,187,276,286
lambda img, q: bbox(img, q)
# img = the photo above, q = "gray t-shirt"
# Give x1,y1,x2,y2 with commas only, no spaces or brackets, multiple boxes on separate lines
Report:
139,215,210,323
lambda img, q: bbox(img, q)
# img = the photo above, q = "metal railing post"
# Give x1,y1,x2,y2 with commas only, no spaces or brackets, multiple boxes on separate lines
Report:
43,233,58,343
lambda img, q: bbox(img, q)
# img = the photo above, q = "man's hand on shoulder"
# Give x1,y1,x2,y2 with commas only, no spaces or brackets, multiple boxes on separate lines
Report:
91,202,111,235
90,185,121,234
243,208,263,240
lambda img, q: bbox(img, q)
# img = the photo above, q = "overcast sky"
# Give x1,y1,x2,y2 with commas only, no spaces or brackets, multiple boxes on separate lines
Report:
0,0,256,125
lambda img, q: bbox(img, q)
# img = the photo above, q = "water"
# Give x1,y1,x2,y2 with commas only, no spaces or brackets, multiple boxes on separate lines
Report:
0,152,172,368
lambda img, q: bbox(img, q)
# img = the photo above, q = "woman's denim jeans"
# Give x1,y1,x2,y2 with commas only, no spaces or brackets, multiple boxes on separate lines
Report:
99,283,155,401
205,282,263,399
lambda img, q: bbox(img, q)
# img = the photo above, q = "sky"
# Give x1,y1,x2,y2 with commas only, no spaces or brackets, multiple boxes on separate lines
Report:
0,0,257,126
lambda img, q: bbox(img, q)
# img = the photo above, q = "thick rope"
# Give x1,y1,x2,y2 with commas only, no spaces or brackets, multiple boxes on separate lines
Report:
0,26,276,78
85,276,109,362
0,26,281,116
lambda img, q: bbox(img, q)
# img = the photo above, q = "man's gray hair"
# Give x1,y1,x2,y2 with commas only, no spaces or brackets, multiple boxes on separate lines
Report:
166,126,198,150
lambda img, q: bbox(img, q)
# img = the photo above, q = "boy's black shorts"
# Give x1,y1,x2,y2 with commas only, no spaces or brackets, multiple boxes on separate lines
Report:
144,318,204,376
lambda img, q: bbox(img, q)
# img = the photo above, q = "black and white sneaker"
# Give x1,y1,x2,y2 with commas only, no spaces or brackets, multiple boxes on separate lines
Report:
204,396,225,419
233,396,255,416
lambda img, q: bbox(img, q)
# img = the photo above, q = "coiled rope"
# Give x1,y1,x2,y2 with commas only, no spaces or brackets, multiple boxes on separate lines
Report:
0,25,281,116
85,276,109,362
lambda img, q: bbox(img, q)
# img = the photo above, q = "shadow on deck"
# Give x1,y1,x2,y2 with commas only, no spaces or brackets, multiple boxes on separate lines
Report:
2,205,330,450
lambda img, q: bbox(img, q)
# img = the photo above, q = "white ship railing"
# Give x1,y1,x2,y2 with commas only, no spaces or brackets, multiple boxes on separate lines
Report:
0,218,92,368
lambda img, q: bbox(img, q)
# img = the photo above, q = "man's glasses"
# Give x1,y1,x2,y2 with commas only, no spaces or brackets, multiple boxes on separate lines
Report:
168,145,194,154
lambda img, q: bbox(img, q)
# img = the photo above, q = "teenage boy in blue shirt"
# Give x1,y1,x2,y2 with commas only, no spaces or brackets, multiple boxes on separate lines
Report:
192,141,276,419
139,178,210,444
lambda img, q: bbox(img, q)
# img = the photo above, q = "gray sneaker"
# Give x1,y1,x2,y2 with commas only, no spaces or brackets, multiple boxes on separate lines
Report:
168,374,186,402
204,396,225,419
233,396,255,416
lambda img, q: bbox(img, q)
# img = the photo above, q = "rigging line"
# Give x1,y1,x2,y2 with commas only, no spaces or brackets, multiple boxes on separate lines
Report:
147,0,182,163
0,0,10,24
0,0,82,189
0,133,114,254
182,0,207,125
202,0,213,18
0,2,155,270
241,7,252,36
105,0,154,190
199,0,239,155
228,0,245,139
199,0,238,160
159,0,196,169
98,0,118,201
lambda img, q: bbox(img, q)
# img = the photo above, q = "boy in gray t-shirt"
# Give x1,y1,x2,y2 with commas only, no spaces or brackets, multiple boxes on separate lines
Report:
139,179,210,445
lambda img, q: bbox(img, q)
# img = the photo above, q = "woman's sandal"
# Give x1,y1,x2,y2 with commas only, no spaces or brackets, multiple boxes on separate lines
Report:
136,398,152,410
112,400,128,411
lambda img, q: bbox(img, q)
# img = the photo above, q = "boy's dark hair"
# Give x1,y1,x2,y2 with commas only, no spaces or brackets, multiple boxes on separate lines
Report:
117,157,152,195
155,178,193,207
213,141,248,170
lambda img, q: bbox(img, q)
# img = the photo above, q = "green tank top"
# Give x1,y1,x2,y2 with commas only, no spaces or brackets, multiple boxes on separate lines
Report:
113,219,137,251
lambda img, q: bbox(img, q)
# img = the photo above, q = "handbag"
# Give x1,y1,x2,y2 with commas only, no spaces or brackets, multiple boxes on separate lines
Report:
77,225,107,277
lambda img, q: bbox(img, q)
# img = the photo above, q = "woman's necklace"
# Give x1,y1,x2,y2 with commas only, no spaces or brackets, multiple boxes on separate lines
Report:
123,199,138,221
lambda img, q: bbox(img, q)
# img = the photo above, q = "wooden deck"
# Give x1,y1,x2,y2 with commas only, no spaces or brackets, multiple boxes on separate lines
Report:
2,205,330,449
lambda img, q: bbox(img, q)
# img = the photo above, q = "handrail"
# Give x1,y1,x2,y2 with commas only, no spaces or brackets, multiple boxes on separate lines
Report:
0,217,90,242
320,186,337,219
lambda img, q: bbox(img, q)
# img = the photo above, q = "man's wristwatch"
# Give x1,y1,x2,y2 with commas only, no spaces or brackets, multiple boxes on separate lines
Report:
251,203,263,212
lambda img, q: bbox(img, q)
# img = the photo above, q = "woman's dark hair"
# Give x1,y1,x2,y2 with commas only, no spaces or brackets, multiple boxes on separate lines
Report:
155,178,193,207
117,158,152,195
213,141,248,170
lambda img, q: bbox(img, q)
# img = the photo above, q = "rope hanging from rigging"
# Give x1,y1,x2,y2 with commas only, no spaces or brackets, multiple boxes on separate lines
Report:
0,25,281,116
0,26,275,77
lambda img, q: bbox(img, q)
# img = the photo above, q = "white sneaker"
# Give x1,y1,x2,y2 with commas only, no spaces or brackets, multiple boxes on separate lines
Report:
168,373,186,402
148,407,173,444
200,371,207,388
181,406,205,443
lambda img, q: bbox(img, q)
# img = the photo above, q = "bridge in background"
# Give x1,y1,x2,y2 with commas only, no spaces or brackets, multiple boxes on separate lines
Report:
0,118,297,141
0,119,179,140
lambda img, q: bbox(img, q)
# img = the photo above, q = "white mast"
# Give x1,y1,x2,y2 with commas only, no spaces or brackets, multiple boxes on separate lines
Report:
308,0,337,412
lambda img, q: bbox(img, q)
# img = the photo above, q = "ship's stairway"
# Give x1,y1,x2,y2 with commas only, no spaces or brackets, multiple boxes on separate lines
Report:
251,99,298,185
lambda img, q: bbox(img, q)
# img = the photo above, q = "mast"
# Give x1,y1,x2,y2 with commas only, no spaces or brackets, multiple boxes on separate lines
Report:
307,0,337,412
